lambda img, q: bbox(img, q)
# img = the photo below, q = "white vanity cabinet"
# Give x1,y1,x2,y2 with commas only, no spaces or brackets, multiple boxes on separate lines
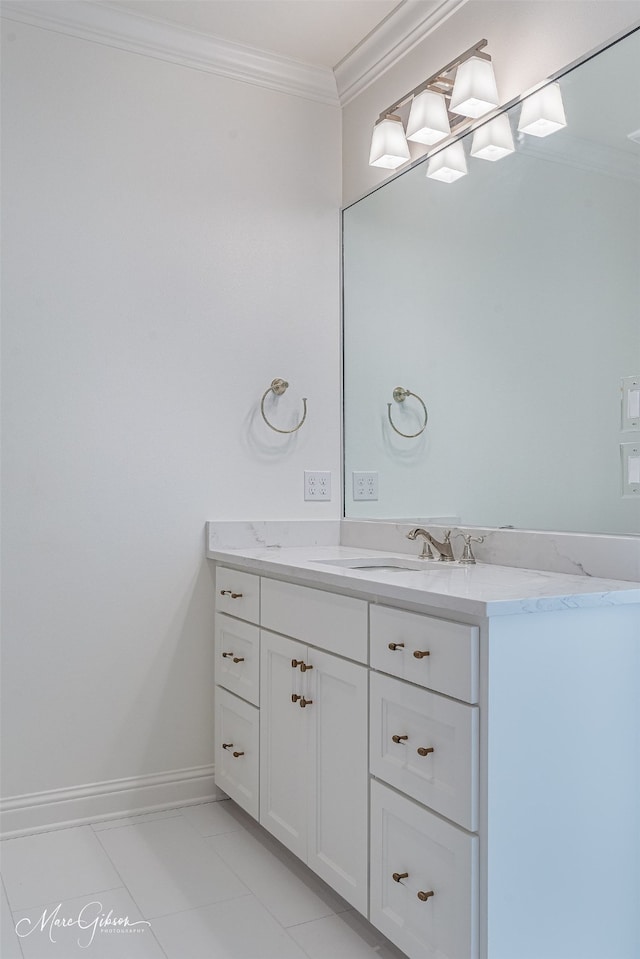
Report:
213,568,370,915
369,605,480,959
213,569,261,819
211,554,640,959
259,628,369,913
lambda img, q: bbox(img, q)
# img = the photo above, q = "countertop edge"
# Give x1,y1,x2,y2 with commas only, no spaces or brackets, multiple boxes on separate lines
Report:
206,546,640,618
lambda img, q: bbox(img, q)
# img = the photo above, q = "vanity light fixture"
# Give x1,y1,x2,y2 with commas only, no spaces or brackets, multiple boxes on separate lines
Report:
406,90,451,145
369,115,411,169
517,81,567,137
368,40,497,170
449,55,499,118
426,141,468,182
470,113,515,160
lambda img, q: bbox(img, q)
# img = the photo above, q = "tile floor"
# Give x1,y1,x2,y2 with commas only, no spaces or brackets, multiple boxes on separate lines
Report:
1,800,405,959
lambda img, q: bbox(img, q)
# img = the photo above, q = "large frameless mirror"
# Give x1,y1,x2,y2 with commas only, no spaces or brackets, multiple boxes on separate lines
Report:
343,27,640,535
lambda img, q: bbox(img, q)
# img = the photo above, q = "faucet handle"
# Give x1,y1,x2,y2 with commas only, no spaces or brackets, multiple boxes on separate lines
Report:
453,531,485,565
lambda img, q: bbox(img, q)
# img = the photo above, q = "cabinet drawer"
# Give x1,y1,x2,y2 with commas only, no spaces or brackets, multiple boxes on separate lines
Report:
370,605,479,703
370,780,478,959
215,687,259,820
261,578,368,663
370,672,478,831
215,614,260,706
216,567,260,624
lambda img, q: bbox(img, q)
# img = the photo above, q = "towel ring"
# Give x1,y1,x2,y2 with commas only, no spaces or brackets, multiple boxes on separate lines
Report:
260,378,308,434
387,386,428,438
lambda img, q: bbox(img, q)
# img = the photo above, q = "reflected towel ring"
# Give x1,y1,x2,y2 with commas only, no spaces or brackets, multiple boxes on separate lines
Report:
260,378,308,434
387,386,428,438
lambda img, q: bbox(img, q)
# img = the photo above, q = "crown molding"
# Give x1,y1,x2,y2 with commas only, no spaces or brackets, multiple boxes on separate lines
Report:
0,0,339,106
335,0,469,107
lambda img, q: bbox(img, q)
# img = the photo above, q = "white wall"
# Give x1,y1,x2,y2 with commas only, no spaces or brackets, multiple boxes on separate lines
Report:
343,0,640,205
1,21,341,808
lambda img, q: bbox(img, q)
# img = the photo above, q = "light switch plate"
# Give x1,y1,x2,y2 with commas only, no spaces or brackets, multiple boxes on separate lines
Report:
621,375,640,431
621,443,640,497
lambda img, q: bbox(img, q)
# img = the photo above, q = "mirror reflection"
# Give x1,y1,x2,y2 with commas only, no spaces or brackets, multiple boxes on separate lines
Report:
343,28,640,535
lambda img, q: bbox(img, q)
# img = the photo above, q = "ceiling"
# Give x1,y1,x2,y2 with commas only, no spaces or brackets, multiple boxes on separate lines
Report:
106,0,403,69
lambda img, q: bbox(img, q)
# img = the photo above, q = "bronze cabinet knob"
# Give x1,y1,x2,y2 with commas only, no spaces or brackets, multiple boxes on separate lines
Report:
388,642,404,651
413,650,430,659
232,656,245,663
220,590,243,599
291,693,301,703
392,734,409,744
299,697,313,708
392,872,409,883
417,746,435,757
417,890,435,902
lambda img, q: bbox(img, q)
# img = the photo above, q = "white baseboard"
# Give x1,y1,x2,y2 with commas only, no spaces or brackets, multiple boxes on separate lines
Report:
0,764,223,838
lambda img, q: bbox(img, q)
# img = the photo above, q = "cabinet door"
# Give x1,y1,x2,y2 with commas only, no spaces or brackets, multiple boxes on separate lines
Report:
215,687,259,820
307,649,369,915
370,780,478,959
259,630,308,859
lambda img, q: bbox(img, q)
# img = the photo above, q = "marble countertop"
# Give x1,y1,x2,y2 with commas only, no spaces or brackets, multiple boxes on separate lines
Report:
206,543,640,617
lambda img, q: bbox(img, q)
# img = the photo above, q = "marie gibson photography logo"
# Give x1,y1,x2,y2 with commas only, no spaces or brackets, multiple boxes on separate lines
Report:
15,900,151,948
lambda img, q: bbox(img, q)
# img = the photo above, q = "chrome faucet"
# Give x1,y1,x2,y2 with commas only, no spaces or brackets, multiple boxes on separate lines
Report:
406,528,455,562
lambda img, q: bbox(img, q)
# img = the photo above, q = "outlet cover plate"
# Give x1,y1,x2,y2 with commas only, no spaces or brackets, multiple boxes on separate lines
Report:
352,470,379,501
304,471,331,501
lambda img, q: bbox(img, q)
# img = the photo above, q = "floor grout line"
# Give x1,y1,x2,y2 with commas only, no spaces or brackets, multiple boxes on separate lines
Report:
1,801,403,958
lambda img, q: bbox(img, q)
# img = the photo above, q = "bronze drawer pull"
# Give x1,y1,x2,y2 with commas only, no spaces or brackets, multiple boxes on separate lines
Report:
299,697,313,708
417,747,435,757
413,650,430,659
392,872,409,883
388,642,404,651
417,890,435,902
232,656,245,663
392,734,409,744
232,751,244,758
291,659,313,672
220,590,243,599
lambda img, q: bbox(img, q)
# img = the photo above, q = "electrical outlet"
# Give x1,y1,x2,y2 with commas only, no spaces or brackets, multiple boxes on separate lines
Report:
352,471,379,501
304,470,331,501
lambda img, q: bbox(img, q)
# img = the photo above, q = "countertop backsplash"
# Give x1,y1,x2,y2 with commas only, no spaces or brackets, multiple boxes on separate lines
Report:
206,520,640,582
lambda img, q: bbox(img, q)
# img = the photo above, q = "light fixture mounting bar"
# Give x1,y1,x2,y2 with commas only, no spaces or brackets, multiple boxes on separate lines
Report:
377,39,490,122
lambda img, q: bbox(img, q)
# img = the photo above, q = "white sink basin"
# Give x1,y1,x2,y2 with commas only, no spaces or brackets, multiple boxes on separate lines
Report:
312,557,461,572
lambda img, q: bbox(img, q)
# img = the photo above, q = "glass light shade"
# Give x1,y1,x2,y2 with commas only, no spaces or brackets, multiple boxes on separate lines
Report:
369,116,410,169
470,113,515,161
426,141,468,182
406,90,451,145
517,82,567,137
450,56,499,118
